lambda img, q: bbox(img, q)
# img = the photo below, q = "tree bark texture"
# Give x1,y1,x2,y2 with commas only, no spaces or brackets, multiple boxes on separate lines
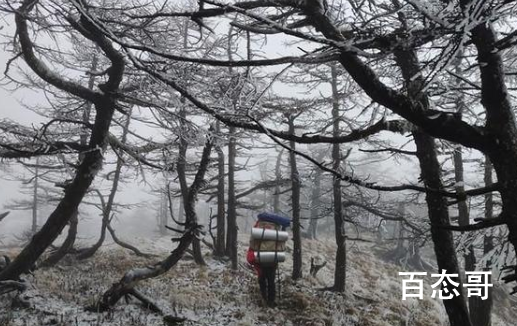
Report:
331,64,346,292
177,109,208,266
215,120,226,257
469,156,494,326
307,150,324,240
288,115,302,280
39,211,78,268
273,149,283,213
226,126,238,270
31,161,38,234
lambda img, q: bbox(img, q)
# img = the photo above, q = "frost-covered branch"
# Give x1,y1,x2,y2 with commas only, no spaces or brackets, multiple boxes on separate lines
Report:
89,223,201,312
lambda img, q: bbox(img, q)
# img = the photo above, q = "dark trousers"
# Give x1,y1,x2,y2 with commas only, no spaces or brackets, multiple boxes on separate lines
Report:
258,265,277,305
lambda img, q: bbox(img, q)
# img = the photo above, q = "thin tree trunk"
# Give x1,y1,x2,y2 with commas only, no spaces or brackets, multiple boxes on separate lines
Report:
288,115,302,280
273,149,283,213
453,146,476,270
185,135,213,266
450,49,476,274
158,189,168,235
215,120,226,257
331,64,345,291
396,203,405,251
31,160,38,234
451,49,492,325
307,150,324,240
106,220,151,257
468,156,494,326
225,28,239,270
226,126,238,270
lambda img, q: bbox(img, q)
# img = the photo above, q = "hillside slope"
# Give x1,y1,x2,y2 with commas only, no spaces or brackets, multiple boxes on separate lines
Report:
0,235,512,326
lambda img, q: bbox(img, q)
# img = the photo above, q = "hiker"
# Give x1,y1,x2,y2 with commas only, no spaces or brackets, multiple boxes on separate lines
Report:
247,243,278,306
247,212,290,307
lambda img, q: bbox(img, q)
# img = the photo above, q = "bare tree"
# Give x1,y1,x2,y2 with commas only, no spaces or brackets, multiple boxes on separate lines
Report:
0,1,125,281
91,130,213,312
330,64,345,292
226,125,238,269
287,113,302,280
214,120,226,257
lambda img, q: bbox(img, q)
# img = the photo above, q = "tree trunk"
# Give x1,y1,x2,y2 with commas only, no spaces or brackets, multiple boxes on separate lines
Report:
450,49,477,281
158,189,169,235
414,132,471,326
215,120,226,257
331,64,346,292
226,126,238,270
468,156,494,326
225,29,239,270
394,46,472,326
39,212,78,268
41,54,100,266
31,160,38,234
307,150,324,240
106,221,151,257
455,7,517,293
453,146,476,269
178,196,184,224
77,112,131,260
288,115,302,280
396,204,405,251
273,148,283,213
177,108,205,266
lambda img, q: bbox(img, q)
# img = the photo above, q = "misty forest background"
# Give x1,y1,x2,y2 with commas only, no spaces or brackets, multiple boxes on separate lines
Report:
1,0,517,325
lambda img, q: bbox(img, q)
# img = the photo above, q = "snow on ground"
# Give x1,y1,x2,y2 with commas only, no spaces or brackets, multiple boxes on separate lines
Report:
0,235,514,326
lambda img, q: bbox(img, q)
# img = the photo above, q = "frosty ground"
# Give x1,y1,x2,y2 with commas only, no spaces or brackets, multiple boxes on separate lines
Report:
0,236,515,326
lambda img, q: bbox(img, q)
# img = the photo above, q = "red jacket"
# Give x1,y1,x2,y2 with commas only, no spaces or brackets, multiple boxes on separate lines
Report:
247,247,262,276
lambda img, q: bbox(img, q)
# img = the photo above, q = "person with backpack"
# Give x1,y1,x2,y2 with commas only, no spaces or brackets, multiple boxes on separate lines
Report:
247,212,290,307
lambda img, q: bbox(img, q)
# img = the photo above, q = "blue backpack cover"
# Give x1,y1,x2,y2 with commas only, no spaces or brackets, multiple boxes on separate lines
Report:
257,212,291,229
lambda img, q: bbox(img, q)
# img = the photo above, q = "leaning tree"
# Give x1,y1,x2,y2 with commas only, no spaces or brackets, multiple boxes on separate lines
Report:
0,0,126,280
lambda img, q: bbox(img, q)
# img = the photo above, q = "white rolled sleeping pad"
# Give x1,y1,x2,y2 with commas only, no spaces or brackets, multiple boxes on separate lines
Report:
254,251,286,263
251,228,288,241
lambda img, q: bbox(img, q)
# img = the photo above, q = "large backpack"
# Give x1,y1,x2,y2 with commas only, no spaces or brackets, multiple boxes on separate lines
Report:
249,213,290,264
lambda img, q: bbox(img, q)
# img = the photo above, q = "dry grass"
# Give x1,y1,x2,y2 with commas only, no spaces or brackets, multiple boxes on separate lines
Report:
2,236,512,326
